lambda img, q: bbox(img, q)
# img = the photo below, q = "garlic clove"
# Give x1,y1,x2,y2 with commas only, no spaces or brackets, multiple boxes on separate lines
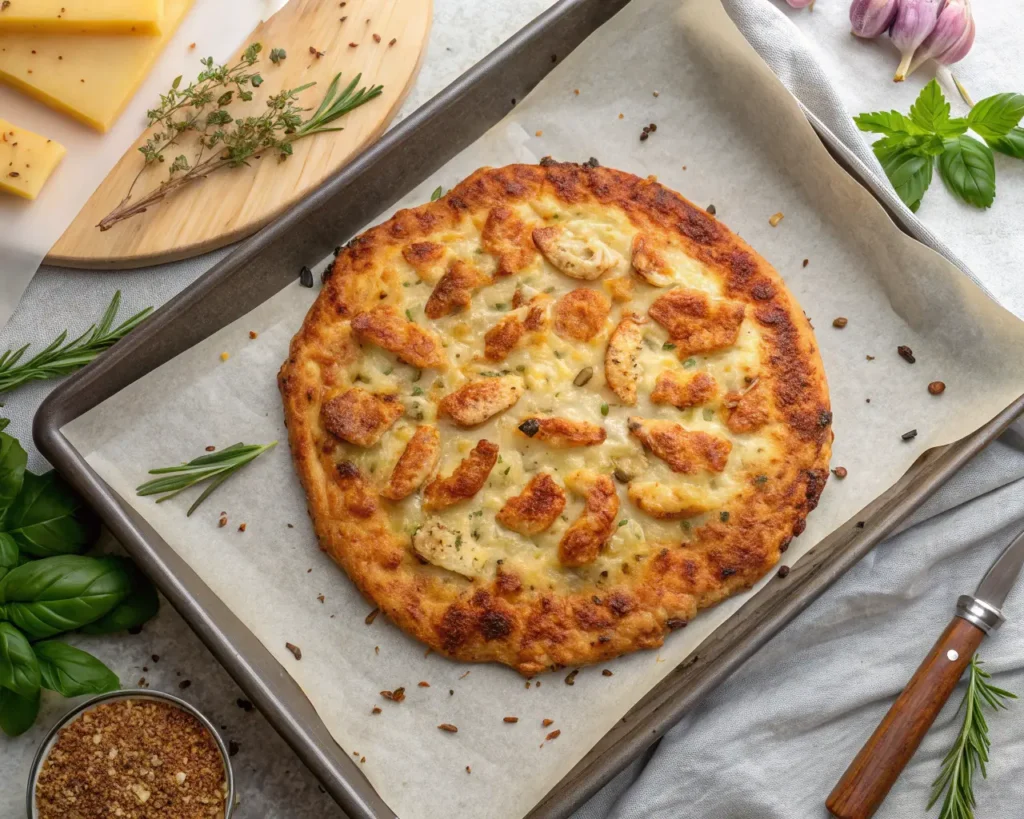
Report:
907,0,975,76
891,0,943,82
849,0,899,39
785,0,815,8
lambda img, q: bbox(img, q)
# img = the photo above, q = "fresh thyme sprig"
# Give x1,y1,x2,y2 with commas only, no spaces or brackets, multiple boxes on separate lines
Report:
98,43,383,231
0,291,152,395
137,442,277,516
928,655,1016,819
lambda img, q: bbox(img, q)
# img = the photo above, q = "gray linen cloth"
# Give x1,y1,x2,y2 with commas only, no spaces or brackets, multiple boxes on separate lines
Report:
575,1,1024,817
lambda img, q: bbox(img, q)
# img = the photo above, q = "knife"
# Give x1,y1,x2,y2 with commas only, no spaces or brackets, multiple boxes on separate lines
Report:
826,527,1024,819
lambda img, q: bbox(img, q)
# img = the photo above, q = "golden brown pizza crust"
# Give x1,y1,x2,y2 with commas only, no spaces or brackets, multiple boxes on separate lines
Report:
279,162,831,676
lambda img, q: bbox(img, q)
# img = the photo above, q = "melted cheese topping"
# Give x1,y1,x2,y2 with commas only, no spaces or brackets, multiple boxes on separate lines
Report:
333,196,782,592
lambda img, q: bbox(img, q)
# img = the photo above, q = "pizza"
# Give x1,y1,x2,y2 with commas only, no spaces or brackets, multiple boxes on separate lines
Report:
279,161,832,676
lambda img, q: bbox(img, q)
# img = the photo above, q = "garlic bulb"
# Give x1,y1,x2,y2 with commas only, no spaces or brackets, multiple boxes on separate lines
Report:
849,0,899,39
891,0,943,82
908,0,975,76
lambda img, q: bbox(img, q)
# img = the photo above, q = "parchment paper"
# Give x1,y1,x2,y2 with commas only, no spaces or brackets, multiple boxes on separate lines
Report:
0,0,288,326
61,1,1024,817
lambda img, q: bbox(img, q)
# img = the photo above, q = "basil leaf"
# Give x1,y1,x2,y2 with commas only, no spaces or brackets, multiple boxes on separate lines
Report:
874,144,934,212
908,80,967,137
987,127,1024,159
0,555,131,639
967,93,1024,141
854,110,925,137
5,471,100,557
0,533,18,582
0,686,39,737
34,641,119,697
0,622,41,698
0,430,27,527
80,559,159,634
938,136,996,209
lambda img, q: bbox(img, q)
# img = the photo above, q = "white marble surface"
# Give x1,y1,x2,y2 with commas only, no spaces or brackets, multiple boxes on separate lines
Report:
0,1,557,816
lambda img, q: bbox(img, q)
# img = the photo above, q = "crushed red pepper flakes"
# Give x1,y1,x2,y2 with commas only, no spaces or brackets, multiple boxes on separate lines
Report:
546,729,561,741
929,381,946,395
542,719,554,727
349,42,358,47
249,330,258,339
317,594,325,604
238,522,247,532
309,46,325,58
832,466,848,479
438,723,458,733
372,707,382,715
285,642,302,660
897,345,916,363
205,445,216,452
218,515,228,528
380,687,406,702
365,607,380,625
418,681,430,688
503,716,519,723
373,33,381,42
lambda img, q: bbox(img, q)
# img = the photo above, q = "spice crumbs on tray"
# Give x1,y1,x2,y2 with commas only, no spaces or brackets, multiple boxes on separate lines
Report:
466,765,471,774
768,212,784,227
545,729,561,741
438,723,458,733
34,698,228,819
777,565,791,579
542,718,553,727
929,381,946,395
285,642,302,660
218,515,227,528
601,669,613,677
802,258,809,267
248,330,258,339
564,669,579,686
503,716,519,723
205,445,216,452
418,681,430,688
365,607,380,625
832,466,848,479
372,707,382,715
832,317,848,328
219,352,229,361
237,523,246,532
897,345,916,363
535,130,543,137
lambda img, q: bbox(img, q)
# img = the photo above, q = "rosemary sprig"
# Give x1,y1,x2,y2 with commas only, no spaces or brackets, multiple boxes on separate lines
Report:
137,442,277,516
0,291,152,395
929,655,1016,819
98,43,383,231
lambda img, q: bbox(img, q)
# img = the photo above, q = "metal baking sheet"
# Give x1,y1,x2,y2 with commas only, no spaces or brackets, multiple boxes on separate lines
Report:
33,0,1024,817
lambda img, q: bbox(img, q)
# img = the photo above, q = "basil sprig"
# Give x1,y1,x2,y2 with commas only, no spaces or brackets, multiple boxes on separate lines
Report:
0,423,159,736
855,80,1024,211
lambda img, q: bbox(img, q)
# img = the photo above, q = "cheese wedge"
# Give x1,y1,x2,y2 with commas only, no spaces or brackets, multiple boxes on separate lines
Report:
0,0,194,132
0,119,65,199
0,1,164,35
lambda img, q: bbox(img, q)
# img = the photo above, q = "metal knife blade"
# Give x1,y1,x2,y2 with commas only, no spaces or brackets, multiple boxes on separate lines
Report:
955,527,1024,635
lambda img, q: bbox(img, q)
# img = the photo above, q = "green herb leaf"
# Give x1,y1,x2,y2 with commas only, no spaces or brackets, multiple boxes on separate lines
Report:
136,441,277,516
938,136,996,209
430,186,445,201
967,93,1024,141
0,556,132,640
987,127,1024,159
0,534,18,583
269,47,287,64
34,641,120,697
0,430,26,527
4,471,100,558
929,655,1015,819
853,110,925,137
909,80,968,136
0,622,40,698
873,144,934,212
0,686,39,737
80,559,159,635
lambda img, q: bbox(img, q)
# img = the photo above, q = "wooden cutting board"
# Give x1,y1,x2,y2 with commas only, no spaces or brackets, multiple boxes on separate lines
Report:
46,0,431,269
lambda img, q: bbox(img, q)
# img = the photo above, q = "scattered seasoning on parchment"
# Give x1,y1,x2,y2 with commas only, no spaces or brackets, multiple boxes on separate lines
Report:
299,266,314,287
777,565,791,579
438,723,458,733
285,642,302,660
902,429,918,441
34,698,228,819
652,90,660,97
535,130,543,137
178,680,191,690
228,740,240,757
237,523,246,532
218,515,228,528
802,258,809,267
373,33,381,43
768,212,784,227
602,669,613,677
832,466,848,479
375,646,380,655
897,345,916,363
706,204,716,215
573,88,580,95
449,689,454,696
929,381,946,395
340,15,347,21
459,670,471,680
866,355,876,361
348,42,358,48
389,37,397,46
365,607,380,625
564,669,579,686
137,677,147,686
832,317,848,328
189,42,196,50
361,756,366,764
380,687,406,702
618,113,624,119
236,698,253,712
308,46,325,58
503,716,519,724
317,594,325,604
219,352,230,362
418,681,430,688
465,766,471,774
542,718,554,727
248,330,258,340
371,707,382,715
205,445,216,452
152,655,160,663
545,729,561,741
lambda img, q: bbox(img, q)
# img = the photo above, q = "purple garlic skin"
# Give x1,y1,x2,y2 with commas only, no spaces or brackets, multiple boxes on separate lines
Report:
786,0,815,7
908,0,975,75
849,0,899,39
891,0,943,81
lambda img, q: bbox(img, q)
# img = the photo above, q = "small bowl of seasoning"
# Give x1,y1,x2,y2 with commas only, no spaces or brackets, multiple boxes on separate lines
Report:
29,689,234,819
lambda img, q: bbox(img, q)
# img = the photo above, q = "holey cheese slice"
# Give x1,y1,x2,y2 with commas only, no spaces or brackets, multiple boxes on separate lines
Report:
0,0,193,131
0,118,65,199
0,1,164,35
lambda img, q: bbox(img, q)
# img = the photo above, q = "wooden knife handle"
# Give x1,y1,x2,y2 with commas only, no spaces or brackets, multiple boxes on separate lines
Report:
826,616,985,819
